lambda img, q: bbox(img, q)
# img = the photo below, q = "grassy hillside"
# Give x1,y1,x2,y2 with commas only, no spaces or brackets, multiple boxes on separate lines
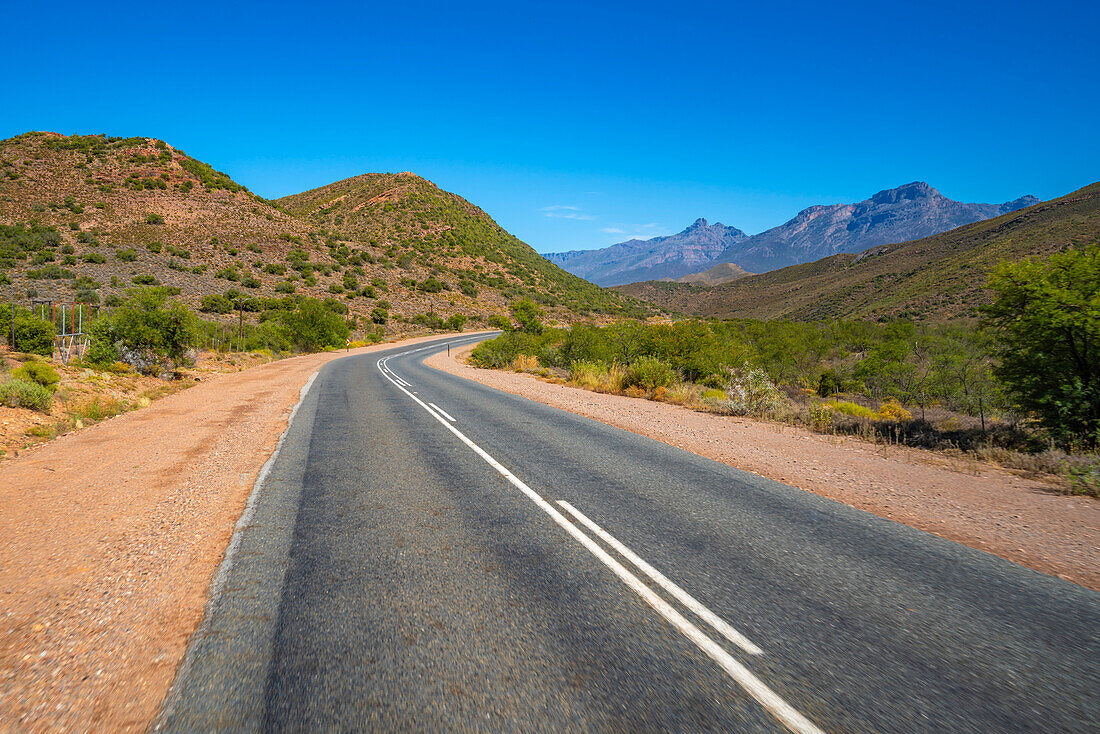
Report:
0,132,647,339
616,182,1100,322
276,173,647,317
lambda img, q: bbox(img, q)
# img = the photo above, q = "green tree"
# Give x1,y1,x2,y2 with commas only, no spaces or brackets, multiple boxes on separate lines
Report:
86,287,196,371
510,298,543,335
277,298,350,352
981,246,1100,447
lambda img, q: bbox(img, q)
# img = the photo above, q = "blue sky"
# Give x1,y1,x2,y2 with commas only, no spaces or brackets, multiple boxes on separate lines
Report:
2,0,1097,253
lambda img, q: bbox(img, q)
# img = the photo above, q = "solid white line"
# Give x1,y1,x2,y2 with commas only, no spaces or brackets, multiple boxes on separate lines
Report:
429,403,456,422
375,358,825,734
557,500,763,656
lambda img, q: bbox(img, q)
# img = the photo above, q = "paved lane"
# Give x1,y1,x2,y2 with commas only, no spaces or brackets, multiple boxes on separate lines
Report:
159,336,1099,732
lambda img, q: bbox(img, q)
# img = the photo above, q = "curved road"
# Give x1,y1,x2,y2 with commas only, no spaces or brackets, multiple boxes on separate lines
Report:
157,335,1098,732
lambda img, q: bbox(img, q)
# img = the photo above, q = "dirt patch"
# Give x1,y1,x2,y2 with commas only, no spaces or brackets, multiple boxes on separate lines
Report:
0,333,491,733
427,346,1100,591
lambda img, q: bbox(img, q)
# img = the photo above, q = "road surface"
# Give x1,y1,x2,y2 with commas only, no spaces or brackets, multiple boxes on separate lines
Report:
157,335,1099,732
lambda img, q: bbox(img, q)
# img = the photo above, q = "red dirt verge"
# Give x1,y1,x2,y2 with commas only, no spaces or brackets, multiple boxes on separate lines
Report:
0,334,489,733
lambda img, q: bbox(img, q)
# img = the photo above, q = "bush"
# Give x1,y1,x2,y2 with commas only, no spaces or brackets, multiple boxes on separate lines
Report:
116,248,138,262
982,246,1100,447
200,294,233,313
569,360,627,393
510,299,543,335
12,361,60,391
724,365,789,418
487,314,512,332
624,356,676,391
276,297,350,352
82,252,107,264
875,398,912,422
444,314,467,331
86,288,196,373
7,309,54,356
0,379,52,411
825,399,876,419
145,213,165,225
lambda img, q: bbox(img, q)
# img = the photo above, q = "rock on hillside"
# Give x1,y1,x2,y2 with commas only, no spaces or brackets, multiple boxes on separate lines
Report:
543,218,747,286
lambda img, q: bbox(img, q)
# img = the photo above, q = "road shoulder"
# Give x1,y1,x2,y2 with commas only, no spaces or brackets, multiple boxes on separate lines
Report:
426,345,1099,591
0,333,489,733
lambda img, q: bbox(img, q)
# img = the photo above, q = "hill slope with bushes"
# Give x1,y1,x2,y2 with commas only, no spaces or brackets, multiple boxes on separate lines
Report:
615,182,1100,322
0,132,648,339
276,173,642,317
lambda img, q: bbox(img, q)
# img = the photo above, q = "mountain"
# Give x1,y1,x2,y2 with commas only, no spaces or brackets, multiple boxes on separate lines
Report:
543,218,747,286
549,183,1039,286
0,132,647,336
711,182,1040,274
674,262,752,286
613,182,1098,322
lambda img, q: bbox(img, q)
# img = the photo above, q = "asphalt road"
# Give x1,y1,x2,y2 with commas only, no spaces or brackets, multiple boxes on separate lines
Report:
157,334,1099,733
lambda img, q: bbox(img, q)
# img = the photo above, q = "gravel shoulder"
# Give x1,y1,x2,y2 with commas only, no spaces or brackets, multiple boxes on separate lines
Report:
427,346,1099,591
0,333,489,733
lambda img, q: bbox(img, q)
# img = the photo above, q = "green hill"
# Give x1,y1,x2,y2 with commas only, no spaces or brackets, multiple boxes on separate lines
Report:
615,182,1100,322
0,132,647,337
275,173,645,317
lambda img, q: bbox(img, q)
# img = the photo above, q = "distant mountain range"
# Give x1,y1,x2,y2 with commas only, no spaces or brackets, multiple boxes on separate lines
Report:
544,218,747,286
614,182,1098,323
545,182,1040,286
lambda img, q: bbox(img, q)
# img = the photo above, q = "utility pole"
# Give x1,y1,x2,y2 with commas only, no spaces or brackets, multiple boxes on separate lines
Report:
9,284,14,351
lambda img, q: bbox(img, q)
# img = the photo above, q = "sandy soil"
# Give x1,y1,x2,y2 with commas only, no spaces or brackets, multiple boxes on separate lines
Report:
0,333,489,733
427,346,1099,591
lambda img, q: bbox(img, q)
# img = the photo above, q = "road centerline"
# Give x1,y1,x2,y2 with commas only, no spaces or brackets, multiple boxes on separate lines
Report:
375,352,826,734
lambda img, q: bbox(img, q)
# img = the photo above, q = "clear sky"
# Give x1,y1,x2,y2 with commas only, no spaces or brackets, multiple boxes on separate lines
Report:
2,0,1097,253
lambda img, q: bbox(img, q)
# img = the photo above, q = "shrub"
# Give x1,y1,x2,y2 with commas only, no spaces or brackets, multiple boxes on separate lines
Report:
724,365,789,418
145,213,165,225
982,246,1100,447
200,294,233,313
86,287,196,373
12,361,60,391
0,379,53,411
624,356,676,391
132,274,159,285
509,354,540,372
444,314,467,332
116,248,138,262
569,360,627,393
487,314,512,332
875,398,912,422
419,277,446,293
82,252,107,264
8,310,54,356
510,299,543,335
825,399,876,419
276,297,350,352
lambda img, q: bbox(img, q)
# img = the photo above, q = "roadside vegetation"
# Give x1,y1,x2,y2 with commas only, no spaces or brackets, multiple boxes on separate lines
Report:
472,249,1100,496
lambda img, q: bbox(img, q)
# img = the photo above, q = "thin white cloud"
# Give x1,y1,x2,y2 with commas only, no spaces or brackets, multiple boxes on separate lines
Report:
600,227,626,234
541,205,596,221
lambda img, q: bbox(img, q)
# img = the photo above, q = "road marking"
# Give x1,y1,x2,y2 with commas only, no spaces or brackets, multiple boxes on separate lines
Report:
557,500,763,656
429,403,456,422
376,354,825,734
